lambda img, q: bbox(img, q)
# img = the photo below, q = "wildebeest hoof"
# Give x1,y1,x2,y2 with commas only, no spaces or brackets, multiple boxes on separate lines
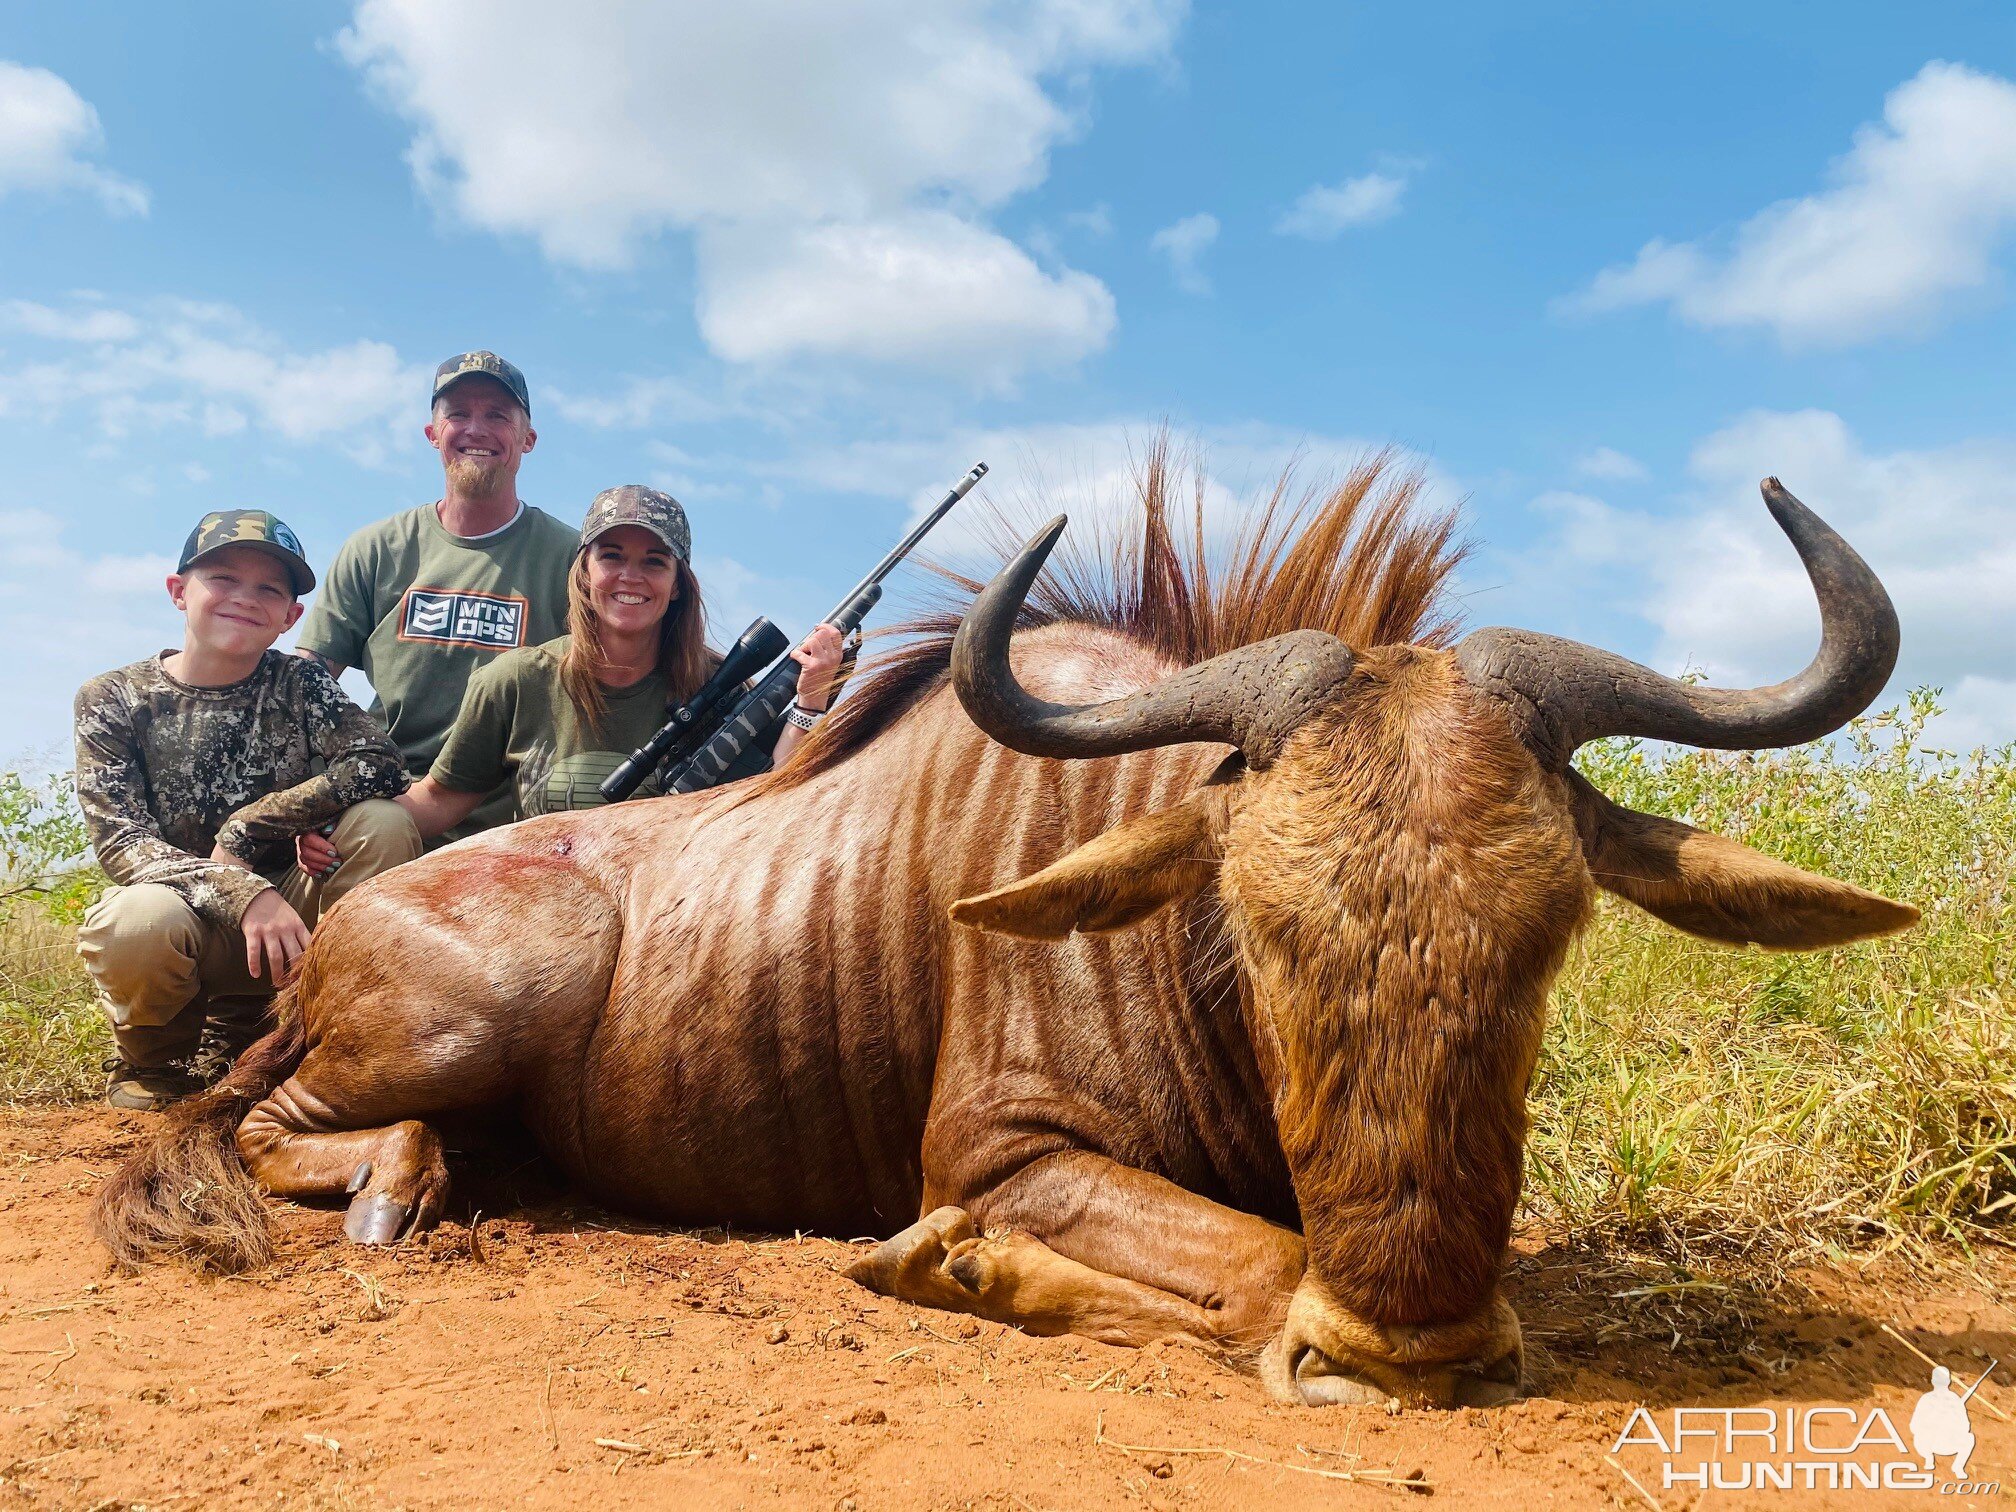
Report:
944,1239,993,1293
844,1206,977,1293
945,1230,1049,1295
343,1191,413,1245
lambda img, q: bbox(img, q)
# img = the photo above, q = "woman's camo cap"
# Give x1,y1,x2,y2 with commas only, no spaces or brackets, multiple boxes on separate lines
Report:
176,510,316,595
579,485,691,562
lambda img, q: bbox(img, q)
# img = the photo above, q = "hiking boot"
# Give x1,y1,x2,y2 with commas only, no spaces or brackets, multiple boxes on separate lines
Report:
190,994,276,1087
103,1058,203,1112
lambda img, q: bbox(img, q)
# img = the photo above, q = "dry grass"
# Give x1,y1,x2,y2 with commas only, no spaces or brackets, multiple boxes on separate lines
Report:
0,906,105,1103
1529,691,2016,1260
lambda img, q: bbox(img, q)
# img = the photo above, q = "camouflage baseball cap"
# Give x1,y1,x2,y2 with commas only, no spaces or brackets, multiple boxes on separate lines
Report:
580,485,691,561
432,350,530,415
177,510,315,595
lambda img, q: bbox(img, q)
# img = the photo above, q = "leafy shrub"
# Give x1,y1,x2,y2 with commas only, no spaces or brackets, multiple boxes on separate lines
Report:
1530,692,2016,1252
0,770,105,1100
0,770,101,923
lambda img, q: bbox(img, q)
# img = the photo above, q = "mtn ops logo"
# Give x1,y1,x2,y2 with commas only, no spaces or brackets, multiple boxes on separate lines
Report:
1612,1361,1999,1494
397,587,528,651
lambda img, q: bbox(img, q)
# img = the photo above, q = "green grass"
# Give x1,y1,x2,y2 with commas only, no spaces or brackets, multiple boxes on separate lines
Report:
3,695,2011,1259
0,906,106,1103
0,767,105,1102
1529,691,2016,1257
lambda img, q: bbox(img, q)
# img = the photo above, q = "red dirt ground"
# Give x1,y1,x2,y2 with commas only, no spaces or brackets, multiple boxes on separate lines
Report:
2,1106,2010,1510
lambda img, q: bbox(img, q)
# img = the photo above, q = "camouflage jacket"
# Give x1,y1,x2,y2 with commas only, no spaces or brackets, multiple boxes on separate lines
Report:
74,652,409,927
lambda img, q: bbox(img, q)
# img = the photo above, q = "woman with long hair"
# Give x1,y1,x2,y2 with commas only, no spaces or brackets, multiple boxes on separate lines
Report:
387,485,842,840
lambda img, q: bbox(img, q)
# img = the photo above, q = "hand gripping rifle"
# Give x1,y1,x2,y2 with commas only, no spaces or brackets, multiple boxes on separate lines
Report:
598,461,988,802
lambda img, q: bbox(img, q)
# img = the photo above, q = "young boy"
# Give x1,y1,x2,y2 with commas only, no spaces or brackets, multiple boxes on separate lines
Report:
74,511,422,1111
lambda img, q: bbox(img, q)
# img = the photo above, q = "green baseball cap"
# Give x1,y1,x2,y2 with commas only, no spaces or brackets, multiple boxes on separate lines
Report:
432,350,530,416
177,510,315,595
580,485,691,562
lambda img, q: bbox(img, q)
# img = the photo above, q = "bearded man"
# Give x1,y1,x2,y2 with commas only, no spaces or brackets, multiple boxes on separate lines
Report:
297,352,577,841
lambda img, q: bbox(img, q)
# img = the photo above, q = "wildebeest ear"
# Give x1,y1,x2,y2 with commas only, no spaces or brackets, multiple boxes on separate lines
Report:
950,788,1227,940
1567,772,1918,949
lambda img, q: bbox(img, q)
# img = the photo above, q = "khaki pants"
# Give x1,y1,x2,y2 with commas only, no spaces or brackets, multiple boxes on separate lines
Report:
77,799,421,1067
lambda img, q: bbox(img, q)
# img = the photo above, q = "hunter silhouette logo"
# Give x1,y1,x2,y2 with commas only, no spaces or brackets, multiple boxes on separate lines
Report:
1911,1362,1994,1479
398,587,527,650
1613,1357,2000,1493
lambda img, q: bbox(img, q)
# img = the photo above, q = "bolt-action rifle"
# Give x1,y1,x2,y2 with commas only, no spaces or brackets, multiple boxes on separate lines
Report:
598,461,988,802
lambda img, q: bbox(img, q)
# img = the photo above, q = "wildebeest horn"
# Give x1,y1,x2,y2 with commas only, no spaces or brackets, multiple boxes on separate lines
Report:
1455,479,1899,769
953,516,1359,766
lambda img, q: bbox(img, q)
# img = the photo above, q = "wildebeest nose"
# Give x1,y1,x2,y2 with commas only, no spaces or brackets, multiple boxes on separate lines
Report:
1285,1340,1525,1410
1289,1345,1398,1408
1451,1348,1524,1408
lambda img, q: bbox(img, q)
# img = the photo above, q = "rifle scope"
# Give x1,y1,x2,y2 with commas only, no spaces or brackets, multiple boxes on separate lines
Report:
598,617,791,803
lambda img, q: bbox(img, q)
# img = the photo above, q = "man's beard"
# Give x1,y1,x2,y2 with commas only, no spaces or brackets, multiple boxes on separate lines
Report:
444,451,510,495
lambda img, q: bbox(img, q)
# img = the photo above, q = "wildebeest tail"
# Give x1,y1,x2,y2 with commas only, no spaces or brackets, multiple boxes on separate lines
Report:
91,996,307,1274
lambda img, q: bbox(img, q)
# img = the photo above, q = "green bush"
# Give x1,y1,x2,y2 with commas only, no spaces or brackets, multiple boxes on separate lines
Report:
1530,692,2016,1252
0,770,105,1101
0,770,100,923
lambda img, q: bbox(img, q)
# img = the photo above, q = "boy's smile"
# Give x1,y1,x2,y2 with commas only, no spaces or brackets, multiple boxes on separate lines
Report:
166,545,304,684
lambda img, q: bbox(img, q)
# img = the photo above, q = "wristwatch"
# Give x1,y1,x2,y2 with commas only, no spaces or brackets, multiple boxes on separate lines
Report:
784,703,825,732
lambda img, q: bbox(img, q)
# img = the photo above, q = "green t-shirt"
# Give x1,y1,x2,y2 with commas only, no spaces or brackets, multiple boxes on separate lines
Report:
296,502,577,833
430,637,675,817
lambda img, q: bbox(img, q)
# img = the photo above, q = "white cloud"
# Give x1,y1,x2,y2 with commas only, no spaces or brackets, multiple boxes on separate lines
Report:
545,375,739,431
0,60,148,215
165,330,413,442
83,553,176,593
688,551,829,647
1573,445,1648,482
0,509,184,761
697,212,1116,383
1660,411,2015,693
335,0,1180,376
1569,62,2016,345
2,298,140,342
0,297,423,463
1150,212,1219,295
1925,677,2016,752
201,402,248,438
750,419,1453,572
1065,203,1116,238
1274,170,1406,239
1505,409,2016,746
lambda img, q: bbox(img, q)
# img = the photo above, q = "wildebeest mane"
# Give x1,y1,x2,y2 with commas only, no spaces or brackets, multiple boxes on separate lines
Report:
770,439,1467,789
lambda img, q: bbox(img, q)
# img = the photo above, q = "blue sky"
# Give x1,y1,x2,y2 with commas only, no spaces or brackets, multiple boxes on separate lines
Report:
3,1,2013,764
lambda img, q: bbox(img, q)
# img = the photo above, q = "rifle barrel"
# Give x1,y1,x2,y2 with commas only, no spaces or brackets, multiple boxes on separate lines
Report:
1961,1359,1999,1402
818,461,986,628
657,460,987,795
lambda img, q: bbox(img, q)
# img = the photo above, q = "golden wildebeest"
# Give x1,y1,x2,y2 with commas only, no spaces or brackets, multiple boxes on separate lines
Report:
96,459,1915,1408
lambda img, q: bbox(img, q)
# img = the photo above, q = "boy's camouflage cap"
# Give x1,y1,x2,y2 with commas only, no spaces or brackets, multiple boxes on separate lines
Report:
580,485,690,562
177,510,315,595
432,350,530,415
